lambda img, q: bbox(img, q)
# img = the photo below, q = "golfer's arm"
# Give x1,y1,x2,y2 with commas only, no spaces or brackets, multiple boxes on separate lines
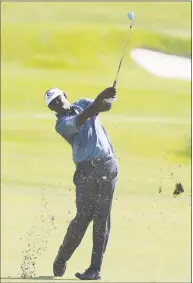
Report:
76,96,112,127
98,101,112,112
76,103,99,127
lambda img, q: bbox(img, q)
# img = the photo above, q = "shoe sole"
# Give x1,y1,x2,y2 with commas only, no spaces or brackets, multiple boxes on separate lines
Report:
53,262,66,277
53,271,64,277
75,272,101,280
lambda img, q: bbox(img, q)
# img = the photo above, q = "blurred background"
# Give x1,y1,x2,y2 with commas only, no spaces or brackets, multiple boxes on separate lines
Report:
1,2,191,282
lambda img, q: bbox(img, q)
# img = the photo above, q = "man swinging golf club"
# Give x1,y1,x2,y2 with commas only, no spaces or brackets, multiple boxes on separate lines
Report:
44,86,118,280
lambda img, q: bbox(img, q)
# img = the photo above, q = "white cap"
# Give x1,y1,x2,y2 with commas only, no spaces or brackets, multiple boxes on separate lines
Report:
44,88,63,106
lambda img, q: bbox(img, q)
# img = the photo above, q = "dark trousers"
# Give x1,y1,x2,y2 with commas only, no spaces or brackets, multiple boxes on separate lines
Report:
55,156,118,270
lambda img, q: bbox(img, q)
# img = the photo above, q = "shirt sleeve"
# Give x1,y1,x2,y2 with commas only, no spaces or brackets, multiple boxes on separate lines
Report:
55,116,79,135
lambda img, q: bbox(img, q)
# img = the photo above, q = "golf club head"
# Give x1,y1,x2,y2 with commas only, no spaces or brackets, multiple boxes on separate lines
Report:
128,12,135,27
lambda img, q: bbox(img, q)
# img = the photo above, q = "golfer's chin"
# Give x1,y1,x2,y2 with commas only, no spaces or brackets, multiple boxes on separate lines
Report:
62,105,70,110
58,106,71,114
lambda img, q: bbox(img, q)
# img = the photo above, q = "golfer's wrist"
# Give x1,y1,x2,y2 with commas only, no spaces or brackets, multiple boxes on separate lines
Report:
90,100,100,114
94,95,104,108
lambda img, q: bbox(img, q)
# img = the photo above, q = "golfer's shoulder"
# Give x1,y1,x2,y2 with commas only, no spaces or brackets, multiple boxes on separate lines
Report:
75,98,94,109
55,115,70,133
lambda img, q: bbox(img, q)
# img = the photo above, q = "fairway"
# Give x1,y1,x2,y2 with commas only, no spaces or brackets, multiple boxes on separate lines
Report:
1,2,191,283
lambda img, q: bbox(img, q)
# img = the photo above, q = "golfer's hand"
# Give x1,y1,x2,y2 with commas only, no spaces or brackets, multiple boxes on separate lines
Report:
99,87,116,100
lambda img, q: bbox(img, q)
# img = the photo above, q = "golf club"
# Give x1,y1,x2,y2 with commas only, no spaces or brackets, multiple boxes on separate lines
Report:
113,12,135,88
105,12,135,103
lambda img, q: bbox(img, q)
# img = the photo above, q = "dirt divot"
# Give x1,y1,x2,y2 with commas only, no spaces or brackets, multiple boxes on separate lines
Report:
19,188,57,279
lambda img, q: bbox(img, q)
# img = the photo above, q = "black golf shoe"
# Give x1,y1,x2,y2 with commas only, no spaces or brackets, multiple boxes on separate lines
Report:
53,259,66,277
75,268,101,280
53,245,67,277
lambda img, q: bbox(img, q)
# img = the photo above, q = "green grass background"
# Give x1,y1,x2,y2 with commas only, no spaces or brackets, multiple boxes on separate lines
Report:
1,2,191,283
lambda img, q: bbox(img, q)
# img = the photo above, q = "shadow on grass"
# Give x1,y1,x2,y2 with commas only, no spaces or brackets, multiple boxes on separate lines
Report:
171,139,191,161
32,276,78,281
0,276,78,281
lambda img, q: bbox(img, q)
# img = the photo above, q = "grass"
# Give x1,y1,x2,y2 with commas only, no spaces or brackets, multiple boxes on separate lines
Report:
1,2,191,282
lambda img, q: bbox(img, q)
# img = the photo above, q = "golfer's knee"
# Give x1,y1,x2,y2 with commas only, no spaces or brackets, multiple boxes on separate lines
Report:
76,212,93,225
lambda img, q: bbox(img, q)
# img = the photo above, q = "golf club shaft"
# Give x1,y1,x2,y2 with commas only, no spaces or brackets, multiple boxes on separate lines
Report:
113,24,133,88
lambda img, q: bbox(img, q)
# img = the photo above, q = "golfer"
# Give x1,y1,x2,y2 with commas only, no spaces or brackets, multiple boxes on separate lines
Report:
44,86,118,280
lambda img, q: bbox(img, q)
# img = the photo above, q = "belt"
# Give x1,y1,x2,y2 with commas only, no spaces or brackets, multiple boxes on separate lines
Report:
76,155,114,168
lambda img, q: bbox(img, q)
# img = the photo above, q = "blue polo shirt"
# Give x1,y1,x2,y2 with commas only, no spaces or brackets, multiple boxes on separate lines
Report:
55,99,114,163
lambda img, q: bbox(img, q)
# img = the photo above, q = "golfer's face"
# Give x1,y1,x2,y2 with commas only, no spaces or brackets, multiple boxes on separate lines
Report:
49,93,71,113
